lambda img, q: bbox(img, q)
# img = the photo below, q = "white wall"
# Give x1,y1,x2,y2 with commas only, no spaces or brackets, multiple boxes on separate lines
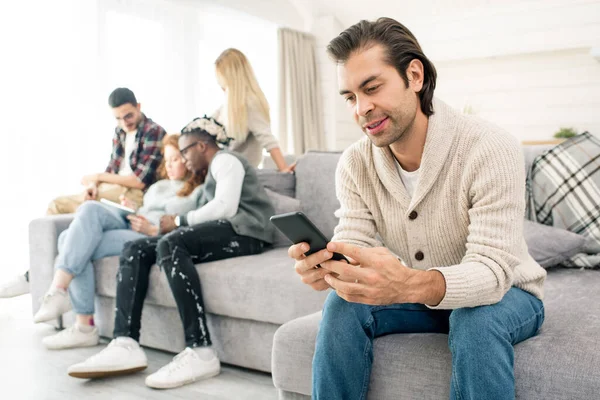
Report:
436,48,600,141
311,16,363,152
175,0,306,31
309,0,600,148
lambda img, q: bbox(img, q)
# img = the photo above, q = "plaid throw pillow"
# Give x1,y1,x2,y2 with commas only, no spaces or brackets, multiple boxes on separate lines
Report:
526,132,600,268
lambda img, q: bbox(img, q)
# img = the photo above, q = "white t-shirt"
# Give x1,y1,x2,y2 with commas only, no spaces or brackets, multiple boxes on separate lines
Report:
118,131,137,176
185,152,245,226
394,159,420,198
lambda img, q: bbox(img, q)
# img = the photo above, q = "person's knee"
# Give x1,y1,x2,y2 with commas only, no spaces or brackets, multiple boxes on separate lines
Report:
120,239,147,264
449,306,504,349
156,232,184,259
47,197,67,215
76,200,102,217
321,291,367,327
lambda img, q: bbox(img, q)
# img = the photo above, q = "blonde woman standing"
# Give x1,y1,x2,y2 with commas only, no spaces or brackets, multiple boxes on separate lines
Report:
213,48,293,172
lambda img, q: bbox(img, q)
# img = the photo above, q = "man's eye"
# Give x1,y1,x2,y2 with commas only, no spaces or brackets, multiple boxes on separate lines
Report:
366,85,379,93
345,96,355,103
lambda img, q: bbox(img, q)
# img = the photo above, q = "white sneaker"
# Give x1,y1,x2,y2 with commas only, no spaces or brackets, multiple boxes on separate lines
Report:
145,347,220,389
33,288,72,323
43,324,99,350
68,337,148,379
0,274,29,298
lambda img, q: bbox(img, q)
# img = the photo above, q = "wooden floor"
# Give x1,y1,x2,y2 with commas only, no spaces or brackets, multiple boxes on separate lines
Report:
0,294,278,400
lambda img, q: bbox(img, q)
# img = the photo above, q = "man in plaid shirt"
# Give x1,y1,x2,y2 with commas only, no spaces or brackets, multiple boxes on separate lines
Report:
0,88,166,299
47,87,166,215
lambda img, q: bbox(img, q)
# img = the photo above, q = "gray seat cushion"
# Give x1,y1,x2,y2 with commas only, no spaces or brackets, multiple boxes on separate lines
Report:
272,269,600,399
93,247,329,325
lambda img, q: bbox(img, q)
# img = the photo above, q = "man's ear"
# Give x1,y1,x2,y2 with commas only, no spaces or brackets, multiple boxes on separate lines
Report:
406,59,424,92
136,103,142,111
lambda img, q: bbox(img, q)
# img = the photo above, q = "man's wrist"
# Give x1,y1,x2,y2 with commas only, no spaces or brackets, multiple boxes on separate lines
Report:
175,214,188,227
405,269,446,306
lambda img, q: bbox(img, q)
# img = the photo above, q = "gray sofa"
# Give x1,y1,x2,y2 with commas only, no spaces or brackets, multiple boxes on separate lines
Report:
28,153,333,373
29,147,600,399
270,146,600,399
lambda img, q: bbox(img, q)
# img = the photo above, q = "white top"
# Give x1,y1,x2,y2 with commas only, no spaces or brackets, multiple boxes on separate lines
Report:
118,131,137,176
394,159,420,198
186,152,246,226
137,180,185,226
332,98,546,310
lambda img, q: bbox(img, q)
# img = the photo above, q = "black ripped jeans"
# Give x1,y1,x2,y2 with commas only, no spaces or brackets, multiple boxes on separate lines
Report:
113,220,265,347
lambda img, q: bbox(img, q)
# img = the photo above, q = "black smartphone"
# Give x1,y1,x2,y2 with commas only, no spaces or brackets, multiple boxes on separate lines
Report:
270,211,348,262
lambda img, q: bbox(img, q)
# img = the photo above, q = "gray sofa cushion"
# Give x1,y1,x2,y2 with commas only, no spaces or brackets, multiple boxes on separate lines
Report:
295,151,342,239
524,220,586,268
94,247,329,326
273,269,600,399
256,169,296,198
265,188,302,248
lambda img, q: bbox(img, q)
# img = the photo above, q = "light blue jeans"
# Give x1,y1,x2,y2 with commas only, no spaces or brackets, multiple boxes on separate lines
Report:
313,287,545,400
55,201,147,314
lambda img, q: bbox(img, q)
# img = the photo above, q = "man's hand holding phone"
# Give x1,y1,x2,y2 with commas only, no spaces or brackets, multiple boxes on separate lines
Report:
289,242,334,291
288,242,357,291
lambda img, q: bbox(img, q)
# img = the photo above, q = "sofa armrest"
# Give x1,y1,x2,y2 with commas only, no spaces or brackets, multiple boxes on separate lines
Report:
28,214,74,315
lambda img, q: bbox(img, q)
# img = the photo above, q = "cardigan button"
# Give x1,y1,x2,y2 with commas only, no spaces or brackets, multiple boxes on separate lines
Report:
415,251,424,261
408,211,418,220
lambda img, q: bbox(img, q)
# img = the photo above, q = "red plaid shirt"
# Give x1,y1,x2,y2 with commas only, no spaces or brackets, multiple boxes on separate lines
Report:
105,114,166,188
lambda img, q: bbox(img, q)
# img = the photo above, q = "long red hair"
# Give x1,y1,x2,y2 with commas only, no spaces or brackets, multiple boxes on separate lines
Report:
157,134,204,197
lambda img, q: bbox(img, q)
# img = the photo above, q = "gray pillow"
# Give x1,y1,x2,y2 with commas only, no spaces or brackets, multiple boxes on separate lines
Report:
256,169,296,198
523,220,586,268
265,189,301,248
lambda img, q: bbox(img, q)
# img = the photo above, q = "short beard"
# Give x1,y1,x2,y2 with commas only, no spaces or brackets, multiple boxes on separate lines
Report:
367,111,415,148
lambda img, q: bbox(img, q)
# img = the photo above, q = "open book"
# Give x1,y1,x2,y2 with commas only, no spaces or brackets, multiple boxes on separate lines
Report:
100,198,136,218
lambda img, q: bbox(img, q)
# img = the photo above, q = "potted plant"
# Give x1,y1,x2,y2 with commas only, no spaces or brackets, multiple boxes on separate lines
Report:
554,127,578,140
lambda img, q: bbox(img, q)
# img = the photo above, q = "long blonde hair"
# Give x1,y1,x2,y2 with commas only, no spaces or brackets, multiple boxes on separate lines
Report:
215,48,270,141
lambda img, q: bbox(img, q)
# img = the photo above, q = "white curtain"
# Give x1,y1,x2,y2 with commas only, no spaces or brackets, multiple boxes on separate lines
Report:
0,0,279,278
278,28,325,156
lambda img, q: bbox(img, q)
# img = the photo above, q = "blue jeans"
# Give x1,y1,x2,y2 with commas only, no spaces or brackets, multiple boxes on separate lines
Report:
313,287,545,400
55,201,147,314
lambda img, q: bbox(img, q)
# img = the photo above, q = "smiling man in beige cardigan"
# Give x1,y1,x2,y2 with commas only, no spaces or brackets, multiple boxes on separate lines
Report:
288,18,547,400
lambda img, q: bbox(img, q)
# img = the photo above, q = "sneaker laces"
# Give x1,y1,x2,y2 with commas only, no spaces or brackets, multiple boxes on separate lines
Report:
39,289,64,304
84,339,127,363
159,349,195,375
55,325,77,337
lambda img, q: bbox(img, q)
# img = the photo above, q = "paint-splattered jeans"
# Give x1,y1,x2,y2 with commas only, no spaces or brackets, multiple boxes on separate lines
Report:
112,220,265,347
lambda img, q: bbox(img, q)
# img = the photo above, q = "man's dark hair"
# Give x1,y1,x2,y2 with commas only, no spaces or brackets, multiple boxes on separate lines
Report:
327,17,437,116
108,88,138,108
181,129,218,148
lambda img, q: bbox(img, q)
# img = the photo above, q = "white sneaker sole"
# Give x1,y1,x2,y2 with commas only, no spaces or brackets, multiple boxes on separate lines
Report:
145,368,220,389
69,365,148,379
33,305,72,323
44,335,99,350
0,283,29,298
